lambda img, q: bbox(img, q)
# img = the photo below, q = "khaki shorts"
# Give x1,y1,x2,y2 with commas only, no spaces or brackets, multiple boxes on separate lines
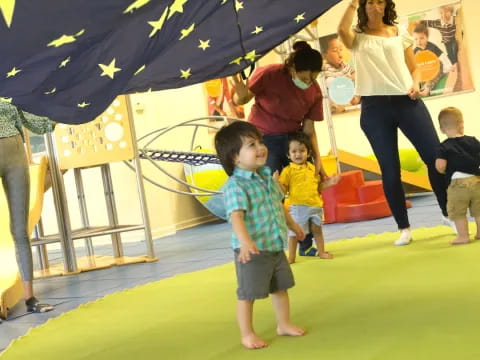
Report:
447,176,480,220
234,250,294,300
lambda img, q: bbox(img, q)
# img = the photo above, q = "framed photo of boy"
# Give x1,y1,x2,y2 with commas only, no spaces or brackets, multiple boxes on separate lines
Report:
318,33,360,115
402,0,474,99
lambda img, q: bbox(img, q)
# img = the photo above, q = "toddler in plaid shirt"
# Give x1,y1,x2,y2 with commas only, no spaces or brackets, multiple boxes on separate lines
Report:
215,120,306,349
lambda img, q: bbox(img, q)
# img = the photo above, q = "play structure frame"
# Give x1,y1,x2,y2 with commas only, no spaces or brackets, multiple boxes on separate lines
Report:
31,96,156,276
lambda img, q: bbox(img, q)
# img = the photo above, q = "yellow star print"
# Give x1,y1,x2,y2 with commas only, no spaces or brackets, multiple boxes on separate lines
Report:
59,57,71,68
180,68,192,79
124,0,150,13
179,23,195,40
244,50,260,62
134,65,146,75
77,102,90,108
251,26,263,35
235,1,243,11
98,58,121,79
198,39,210,50
168,0,188,19
229,57,243,65
0,97,12,103
6,67,21,78
48,29,85,48
294,13,305,23
0,0,15,27
221,0,227,4
148,7,168,38
44,88,56,95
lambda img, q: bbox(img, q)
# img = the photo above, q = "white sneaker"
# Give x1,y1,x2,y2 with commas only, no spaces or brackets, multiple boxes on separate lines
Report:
394,229,412,246
442,216,458,234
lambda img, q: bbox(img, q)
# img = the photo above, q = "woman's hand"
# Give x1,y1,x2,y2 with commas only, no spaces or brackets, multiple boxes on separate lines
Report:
231,73,251,105
407,83,421,100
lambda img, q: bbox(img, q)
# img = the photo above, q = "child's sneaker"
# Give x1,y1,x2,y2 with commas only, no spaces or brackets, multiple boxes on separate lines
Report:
299,246,318,256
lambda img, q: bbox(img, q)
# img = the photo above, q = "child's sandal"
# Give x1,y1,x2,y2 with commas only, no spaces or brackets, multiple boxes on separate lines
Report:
25,297,54,313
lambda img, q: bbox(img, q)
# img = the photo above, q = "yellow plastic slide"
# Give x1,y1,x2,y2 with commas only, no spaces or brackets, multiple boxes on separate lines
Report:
0,156,48,319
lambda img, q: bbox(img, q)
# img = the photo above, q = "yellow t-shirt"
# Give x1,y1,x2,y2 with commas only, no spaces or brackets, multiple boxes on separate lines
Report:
279,162,322,207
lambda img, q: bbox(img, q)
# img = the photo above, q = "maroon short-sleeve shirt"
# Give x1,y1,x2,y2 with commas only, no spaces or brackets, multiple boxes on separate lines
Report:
247,64,323,135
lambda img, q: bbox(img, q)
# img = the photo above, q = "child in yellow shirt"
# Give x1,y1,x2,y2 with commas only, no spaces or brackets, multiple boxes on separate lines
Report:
277,132,340,263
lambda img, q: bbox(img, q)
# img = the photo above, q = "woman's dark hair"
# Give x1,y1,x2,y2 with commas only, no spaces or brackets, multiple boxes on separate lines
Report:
288,132,313,156
356,0,398,33
285,41,322,72
214,121,263,176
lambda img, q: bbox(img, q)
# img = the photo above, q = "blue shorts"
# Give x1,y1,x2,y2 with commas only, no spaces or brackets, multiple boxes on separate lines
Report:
288,205,323,236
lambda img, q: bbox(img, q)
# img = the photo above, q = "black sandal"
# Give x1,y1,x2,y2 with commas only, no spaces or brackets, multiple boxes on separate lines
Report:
25,297,54,313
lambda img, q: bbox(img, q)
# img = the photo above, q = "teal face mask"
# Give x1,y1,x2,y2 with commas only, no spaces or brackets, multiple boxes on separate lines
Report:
292,77,311,90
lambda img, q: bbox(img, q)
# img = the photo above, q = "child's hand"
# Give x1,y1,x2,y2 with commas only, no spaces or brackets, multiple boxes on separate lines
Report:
272,170,280,182
238,241,260,264
324,174,341,187
291,224,305,242
319,174,341,191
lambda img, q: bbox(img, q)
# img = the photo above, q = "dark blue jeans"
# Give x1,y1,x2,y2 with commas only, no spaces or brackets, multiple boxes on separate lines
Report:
262,134,291,174
360,96,448,229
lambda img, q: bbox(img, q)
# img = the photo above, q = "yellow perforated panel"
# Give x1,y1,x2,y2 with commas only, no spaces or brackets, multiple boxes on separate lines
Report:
55,96,134,169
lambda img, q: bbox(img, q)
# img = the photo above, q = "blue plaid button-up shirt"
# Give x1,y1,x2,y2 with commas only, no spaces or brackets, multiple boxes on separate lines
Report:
224,166,287,251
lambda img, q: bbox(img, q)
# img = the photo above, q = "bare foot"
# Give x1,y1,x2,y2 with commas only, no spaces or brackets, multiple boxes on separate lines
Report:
241,333,268,349
450,237,470,245
288,258,295,264
475,235,480,240
277,323,306,336
319,251,333,259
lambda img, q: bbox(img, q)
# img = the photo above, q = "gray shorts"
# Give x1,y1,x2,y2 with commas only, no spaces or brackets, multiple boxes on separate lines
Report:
233,250,295,300
288,205,323,236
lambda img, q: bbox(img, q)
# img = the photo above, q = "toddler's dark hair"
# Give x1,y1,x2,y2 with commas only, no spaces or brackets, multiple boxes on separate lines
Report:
214,121,263,176
288,132,313,155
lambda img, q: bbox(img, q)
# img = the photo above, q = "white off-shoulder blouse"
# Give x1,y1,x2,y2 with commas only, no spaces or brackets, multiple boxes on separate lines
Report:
352,26,414,96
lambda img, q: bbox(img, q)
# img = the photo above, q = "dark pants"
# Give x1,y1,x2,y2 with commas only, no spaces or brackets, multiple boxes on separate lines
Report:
262,134,291,174
360,96,448,229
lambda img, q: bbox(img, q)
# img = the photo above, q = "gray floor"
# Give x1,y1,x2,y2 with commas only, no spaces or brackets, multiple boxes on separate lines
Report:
0,194,455,352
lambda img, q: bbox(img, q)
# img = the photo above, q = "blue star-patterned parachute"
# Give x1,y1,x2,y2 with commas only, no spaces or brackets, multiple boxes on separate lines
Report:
0,0,340,124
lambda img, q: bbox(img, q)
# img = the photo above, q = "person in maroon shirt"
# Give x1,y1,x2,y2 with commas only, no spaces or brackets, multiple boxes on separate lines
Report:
231,41,327,180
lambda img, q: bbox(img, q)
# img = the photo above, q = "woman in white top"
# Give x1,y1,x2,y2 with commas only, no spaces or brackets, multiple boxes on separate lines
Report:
338,0,450,245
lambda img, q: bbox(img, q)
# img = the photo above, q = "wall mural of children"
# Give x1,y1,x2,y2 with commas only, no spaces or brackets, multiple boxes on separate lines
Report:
318,33,360,114
204,78,244,119
405,1,473,98
412,22,457,97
